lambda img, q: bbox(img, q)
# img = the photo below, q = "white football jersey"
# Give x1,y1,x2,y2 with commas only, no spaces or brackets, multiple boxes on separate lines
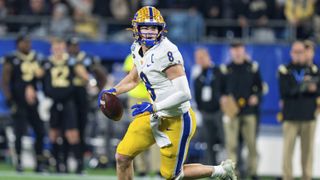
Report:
131,38,191,117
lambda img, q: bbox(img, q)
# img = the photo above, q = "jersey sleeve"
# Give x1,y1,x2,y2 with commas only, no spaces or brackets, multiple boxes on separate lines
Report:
158,48,184,72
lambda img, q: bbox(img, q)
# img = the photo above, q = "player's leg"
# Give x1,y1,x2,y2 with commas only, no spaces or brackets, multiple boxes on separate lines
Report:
127,97,150,176
300,120,316,180
116,114,155,179
223,115,240,165
49,127,61,172
182,160,236,179
49,103,64,173
63,99,83,174
12,105,28,172
282,121,299,180
240,114,258,177
201,112,216,164
27,104,46,172
159,109,236,180
159,110,197,179
75,87,88,158
115,153,134,180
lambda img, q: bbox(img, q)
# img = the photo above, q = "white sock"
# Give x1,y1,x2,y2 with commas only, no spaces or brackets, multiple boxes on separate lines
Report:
211,165,225,177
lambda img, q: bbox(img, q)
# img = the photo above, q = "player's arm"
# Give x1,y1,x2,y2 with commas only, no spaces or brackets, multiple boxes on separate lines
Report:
92,65,107,90
34,63,45,78
153,64,191,112
278,65,302,98
75,64,89,83
34,53,46,79
113,65,140,95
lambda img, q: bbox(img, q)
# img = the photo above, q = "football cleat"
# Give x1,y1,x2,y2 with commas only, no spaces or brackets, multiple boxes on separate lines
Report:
213,159,237,180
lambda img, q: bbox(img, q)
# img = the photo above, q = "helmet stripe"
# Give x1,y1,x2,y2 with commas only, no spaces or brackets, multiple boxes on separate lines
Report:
133,13,138,20
148,7,153,21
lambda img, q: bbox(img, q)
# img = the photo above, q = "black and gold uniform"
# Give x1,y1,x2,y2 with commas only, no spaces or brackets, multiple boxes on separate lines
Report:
67,38,106,174
70,51,96,147
42,52,79,173
42,53,77,132
43,46,90,173
1,37,45,172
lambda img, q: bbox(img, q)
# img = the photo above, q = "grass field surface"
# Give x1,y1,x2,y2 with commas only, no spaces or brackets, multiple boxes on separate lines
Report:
0,162,319,180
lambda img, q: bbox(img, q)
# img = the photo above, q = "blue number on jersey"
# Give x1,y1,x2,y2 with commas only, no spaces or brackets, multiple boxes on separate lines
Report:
167,51,174,62
140,72,156,101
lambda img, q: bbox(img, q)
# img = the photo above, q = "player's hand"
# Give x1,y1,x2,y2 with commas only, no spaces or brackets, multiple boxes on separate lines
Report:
97,88,116,107
25,85,36,105
248,95,259,106
308,83,317,93
131,102,154,116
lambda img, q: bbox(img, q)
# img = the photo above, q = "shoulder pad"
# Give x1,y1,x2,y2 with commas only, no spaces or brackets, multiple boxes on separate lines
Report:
78,51,86,60
158,38,178,54
278,64,288,75
251,61,259,72
219,64,228,74
311,64,318,73
131,42,137,52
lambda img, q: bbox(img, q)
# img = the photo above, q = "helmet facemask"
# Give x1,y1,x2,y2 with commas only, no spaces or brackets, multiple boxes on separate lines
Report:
136,24,164,47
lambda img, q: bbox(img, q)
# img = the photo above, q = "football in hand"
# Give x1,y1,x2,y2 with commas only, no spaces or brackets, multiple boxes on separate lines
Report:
99,93,123,121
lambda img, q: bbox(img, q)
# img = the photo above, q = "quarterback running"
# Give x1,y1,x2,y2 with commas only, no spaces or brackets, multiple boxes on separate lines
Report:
98,6,237,180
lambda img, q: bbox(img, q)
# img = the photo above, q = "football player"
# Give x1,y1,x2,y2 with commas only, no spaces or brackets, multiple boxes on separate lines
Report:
1,35,46,172
42,38,88,173
67,37,107,173
98,6,236,180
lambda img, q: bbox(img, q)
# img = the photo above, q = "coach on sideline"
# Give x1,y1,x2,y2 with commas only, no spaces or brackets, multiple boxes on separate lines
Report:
278,41,319,180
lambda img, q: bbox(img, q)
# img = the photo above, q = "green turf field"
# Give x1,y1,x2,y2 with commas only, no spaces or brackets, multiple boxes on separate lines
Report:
0,171,163,180
0,162,164,180
0,162,319,180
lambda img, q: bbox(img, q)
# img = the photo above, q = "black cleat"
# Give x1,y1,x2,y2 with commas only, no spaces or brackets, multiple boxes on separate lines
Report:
16,164,23,173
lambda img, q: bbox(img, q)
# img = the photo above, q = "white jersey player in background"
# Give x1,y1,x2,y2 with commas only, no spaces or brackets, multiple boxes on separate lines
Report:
98,6,237,180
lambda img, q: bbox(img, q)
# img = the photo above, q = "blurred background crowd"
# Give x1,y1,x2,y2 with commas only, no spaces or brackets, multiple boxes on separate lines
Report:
0,0,319,42
0,0,320,180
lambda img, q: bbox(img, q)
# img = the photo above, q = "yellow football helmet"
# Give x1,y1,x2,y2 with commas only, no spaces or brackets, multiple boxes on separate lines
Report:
131,6,166,47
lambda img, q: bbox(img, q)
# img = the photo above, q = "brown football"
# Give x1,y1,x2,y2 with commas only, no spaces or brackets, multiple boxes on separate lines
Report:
100,93,123,121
